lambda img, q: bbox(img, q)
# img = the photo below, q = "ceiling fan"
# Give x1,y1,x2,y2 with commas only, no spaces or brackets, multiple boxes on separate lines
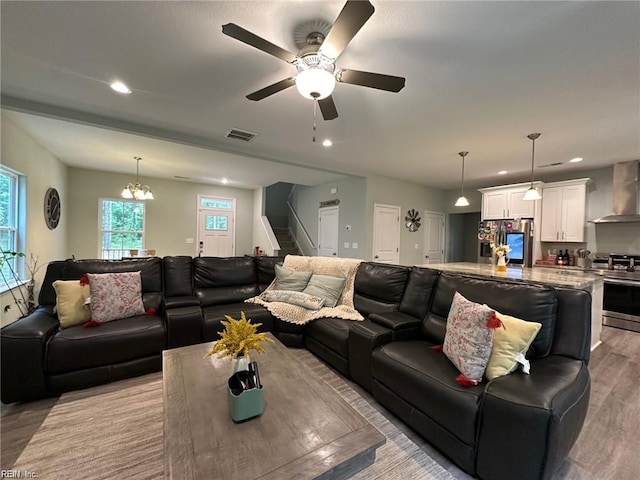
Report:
222,0,406,121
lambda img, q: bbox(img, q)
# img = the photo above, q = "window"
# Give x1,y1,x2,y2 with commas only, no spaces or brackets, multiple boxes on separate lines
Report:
200,198,233,209
99,199,145,259
0,167,21,282
205,214,228,231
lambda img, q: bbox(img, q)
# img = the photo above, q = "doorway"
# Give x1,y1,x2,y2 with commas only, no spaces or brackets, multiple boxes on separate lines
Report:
197,196,236,257
372,204,400,264
447,211,481,262
318,206,339,257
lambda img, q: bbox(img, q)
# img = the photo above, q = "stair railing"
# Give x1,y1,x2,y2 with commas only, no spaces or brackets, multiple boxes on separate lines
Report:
286,201,315,254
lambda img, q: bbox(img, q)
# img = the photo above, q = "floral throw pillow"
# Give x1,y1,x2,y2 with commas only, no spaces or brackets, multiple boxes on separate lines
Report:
443,292,502,387
87,271,145,323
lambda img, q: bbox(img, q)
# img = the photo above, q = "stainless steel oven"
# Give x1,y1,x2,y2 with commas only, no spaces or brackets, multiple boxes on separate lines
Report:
599,254,640,333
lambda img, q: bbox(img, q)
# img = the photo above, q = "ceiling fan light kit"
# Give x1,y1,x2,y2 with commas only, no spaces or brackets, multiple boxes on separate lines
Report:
121,156,154,200
455,151,470,207
523,133,542,201
222,0,405,121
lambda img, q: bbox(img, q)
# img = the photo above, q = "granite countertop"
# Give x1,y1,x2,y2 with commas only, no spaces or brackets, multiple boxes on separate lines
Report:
417,262,603,290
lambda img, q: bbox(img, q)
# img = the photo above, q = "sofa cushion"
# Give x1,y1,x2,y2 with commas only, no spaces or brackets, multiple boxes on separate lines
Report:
87,272,146,323
302,274,345,308
52,280,91,329
45,314,165,375
202,303,274,341
274,264,312,291
353,262,409,317
443,292,498,385
485,312,542,380
304,318,351,358
372,341,484,445
194,257,260,307
423,273,557,358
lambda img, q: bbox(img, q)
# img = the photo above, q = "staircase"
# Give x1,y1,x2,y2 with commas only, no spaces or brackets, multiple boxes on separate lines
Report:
273,228,301,256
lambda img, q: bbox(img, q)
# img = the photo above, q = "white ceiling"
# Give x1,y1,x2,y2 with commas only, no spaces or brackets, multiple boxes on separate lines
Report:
1,1,639,190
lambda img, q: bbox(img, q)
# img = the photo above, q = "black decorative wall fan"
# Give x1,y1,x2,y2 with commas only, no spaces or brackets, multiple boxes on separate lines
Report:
405,209,421,232
222,0,406,120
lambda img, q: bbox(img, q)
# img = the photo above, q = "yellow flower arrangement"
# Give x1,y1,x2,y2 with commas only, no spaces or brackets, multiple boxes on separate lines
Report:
205,311,274,359
491,243,511,257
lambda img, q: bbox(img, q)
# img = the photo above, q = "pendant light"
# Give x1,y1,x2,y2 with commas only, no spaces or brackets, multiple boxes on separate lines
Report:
121,157,154,200
455,151,470,207
523,133,542,201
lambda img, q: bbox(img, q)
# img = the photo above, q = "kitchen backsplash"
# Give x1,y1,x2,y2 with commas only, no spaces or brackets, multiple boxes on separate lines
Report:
593,223,640,254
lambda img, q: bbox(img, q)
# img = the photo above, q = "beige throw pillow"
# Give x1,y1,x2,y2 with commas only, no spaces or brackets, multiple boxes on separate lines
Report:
485,311,542,380
53,280,91,329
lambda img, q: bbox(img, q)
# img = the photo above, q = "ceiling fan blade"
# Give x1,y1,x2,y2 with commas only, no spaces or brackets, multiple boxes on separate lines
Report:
246,77,296,101
319,0,375,60
318,96,339,121
222,23,297,63
337,69,406,92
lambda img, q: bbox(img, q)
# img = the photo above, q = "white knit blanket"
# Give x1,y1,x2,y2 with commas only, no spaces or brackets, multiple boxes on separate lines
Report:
245,255,364,325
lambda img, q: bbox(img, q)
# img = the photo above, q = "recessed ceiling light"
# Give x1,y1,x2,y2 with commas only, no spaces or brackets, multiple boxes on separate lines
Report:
322,139,333,147
220,178,229,184
498,170,508,175
569,157,583,163
110,81,131,94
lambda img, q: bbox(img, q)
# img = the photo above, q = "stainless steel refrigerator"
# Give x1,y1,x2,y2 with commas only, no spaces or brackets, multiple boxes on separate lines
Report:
477,219,534,267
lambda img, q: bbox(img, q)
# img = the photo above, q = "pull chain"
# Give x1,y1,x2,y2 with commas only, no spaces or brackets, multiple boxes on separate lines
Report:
312,99,317,143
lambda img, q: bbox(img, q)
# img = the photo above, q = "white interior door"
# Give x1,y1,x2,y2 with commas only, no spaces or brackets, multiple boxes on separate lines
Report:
198,210,234,257
372,204,400,264
423,211,445,264
318,206,339,257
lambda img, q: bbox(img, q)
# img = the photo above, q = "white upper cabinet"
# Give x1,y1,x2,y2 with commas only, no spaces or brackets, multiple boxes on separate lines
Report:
479,183,541,220
540,179,589,242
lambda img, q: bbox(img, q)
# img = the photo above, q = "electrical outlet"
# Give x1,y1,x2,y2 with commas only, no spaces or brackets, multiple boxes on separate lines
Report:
344,242,350,249
352,243,358,249
415,243,419,249
331,187,338,194
186,238,194,244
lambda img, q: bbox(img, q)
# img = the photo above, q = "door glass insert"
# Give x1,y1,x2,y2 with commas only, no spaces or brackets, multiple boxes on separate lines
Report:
205,215,228,231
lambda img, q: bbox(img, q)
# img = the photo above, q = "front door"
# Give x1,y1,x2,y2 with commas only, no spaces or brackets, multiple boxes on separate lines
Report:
197,196,236,257
372,204,400,264
318,206,339,257
423,211,444,264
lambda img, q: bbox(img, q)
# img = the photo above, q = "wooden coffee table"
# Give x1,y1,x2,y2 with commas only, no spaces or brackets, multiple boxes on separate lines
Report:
163,334,385,479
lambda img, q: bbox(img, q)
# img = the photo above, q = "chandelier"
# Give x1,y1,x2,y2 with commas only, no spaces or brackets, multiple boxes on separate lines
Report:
121,157,153,200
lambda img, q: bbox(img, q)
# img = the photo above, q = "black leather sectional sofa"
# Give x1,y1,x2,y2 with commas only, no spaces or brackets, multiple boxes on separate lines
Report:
1,256,592,480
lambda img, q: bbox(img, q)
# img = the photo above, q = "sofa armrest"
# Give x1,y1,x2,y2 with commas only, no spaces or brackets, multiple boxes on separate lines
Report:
1,306,60,403
476,355,591,480
163,296,200,309
164,304,203,348
369,311,422,341
348,319,394,393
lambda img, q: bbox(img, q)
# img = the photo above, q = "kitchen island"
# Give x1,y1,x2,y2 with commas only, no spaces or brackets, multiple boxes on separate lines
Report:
418,262,603,349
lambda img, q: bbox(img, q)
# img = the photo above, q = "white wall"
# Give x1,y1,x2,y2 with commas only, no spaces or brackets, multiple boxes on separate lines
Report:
67,168,256,259
1,114,68,326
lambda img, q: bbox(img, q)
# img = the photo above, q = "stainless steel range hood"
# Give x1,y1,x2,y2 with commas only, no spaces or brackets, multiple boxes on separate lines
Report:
592,160,640,223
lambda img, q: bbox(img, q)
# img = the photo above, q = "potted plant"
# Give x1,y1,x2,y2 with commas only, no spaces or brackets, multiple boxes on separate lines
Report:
1,250,42,317
206,311,274,373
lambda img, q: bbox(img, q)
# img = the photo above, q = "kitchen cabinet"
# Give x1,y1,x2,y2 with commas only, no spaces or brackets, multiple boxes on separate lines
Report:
479,183,542,220
540,179,589,242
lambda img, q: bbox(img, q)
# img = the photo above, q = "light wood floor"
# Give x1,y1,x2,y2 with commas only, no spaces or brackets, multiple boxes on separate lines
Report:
3,326,639,479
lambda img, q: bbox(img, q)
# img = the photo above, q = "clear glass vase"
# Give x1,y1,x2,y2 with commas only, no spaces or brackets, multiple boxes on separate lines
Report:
229,354,250,377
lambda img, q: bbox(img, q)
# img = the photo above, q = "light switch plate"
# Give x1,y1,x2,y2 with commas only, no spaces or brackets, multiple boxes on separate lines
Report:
352,243,358,249
186,238,194,244
344,242,350,249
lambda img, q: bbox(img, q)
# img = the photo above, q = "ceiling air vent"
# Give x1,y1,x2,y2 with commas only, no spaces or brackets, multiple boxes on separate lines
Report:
225,128,258,142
